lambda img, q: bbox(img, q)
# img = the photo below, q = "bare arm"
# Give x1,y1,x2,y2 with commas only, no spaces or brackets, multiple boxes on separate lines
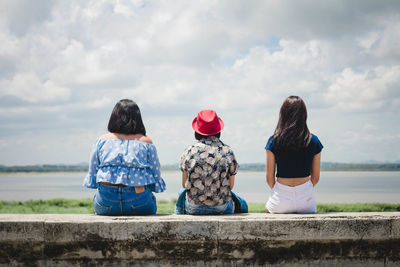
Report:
310,152,321,186
266,150,276,189
181,171,188,188
229,175,235,190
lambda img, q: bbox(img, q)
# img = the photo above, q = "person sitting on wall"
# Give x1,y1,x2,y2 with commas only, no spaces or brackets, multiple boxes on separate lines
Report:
175,109,248,215
83,99,166,215
265,96,323,214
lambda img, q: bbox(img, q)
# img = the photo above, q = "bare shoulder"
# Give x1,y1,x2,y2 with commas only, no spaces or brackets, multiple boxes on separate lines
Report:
99,133,114,139
139,136,153,144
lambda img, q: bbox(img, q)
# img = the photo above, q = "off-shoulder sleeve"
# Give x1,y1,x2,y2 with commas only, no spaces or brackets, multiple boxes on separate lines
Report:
147,144,166,193
82,139,101,189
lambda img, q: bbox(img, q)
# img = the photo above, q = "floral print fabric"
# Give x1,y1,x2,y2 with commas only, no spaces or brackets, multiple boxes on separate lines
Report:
180,136,239,206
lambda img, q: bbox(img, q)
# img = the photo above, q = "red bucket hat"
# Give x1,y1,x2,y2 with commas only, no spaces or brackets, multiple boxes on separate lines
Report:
192,110,224,136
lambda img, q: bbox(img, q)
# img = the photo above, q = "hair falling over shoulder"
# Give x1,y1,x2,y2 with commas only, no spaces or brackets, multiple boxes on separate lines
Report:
273,96,311,154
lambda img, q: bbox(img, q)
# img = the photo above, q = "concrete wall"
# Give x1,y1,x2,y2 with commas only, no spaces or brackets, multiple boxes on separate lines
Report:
1,213,399,266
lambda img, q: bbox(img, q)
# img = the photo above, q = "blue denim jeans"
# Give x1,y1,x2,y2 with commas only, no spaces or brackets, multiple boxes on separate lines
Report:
94,183,157,216
185,198,234,215
175,188,248,215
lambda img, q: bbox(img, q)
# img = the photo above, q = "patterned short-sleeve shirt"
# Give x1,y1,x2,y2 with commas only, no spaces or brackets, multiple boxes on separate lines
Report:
180,136,239,206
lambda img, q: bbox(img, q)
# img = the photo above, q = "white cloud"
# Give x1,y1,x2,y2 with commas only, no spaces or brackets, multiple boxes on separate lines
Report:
0,0,400,164
0,31,21,58
49,39,118,85
113,0,142,17
325,66,400,111
88,96,114,109
0,72,70,103
0,139,7,149
0,0,55,36
357,31,380,52
373,20,400,60
363,123,377,131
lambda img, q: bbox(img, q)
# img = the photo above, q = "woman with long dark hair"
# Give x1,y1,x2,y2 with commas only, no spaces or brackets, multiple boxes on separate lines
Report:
83,99,166,215
265,96,323,213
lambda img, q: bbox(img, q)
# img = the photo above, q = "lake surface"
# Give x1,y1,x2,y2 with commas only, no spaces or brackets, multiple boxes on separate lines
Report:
0,171,399,203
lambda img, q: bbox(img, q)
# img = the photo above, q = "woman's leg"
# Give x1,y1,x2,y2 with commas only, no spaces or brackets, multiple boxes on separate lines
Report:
230,191,248,213
175,188,187,214
222,199,234,214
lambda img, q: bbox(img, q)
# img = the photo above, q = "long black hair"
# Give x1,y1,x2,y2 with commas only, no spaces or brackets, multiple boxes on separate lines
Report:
107,99,146,135
195,132,221,140
273,96,311,153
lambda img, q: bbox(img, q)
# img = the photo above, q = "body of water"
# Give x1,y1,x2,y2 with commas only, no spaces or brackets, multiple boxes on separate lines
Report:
0,171,399,203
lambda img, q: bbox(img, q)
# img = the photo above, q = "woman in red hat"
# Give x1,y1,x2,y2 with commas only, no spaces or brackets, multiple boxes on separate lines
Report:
175,110,248,215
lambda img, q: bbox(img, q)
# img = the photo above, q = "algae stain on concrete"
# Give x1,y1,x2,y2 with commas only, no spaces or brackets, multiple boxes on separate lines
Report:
231,249,255,259
131,248,156,259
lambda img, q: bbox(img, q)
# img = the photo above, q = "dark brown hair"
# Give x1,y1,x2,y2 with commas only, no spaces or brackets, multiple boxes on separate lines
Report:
273,96,311,153
107,99,146,135
195,132,221,140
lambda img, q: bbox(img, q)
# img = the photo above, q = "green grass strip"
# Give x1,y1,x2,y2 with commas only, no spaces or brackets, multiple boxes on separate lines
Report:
0,199,399,214
317,202,400,212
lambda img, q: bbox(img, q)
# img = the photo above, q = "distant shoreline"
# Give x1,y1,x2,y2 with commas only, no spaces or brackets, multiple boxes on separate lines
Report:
0,171,88,176
0,162,399,174
1,170,400,175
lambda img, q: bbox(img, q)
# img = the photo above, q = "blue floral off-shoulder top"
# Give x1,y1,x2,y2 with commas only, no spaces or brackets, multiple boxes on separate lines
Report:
83,138,166,193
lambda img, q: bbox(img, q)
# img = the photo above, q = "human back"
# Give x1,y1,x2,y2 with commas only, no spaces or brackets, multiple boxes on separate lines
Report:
176,109,248,215
267,133,322,186
181,134,237,206
265,96,323,213
83,99,165,216
97,131,154,192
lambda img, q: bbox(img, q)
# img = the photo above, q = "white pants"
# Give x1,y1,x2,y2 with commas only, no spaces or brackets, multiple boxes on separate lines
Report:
266,180,317,214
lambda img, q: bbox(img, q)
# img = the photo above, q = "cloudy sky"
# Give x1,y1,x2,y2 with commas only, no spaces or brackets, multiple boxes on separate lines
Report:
0,0,399,166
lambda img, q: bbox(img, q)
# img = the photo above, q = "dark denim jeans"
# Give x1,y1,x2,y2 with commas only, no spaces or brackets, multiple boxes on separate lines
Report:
94,183,157,216
175,188,248,215
184,198,234,215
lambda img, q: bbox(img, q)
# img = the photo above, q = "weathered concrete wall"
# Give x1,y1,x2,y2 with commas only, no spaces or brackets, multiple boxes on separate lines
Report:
0,213,399,266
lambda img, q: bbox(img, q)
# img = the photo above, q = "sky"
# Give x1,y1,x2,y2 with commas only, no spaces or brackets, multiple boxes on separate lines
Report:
0,0,400,166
